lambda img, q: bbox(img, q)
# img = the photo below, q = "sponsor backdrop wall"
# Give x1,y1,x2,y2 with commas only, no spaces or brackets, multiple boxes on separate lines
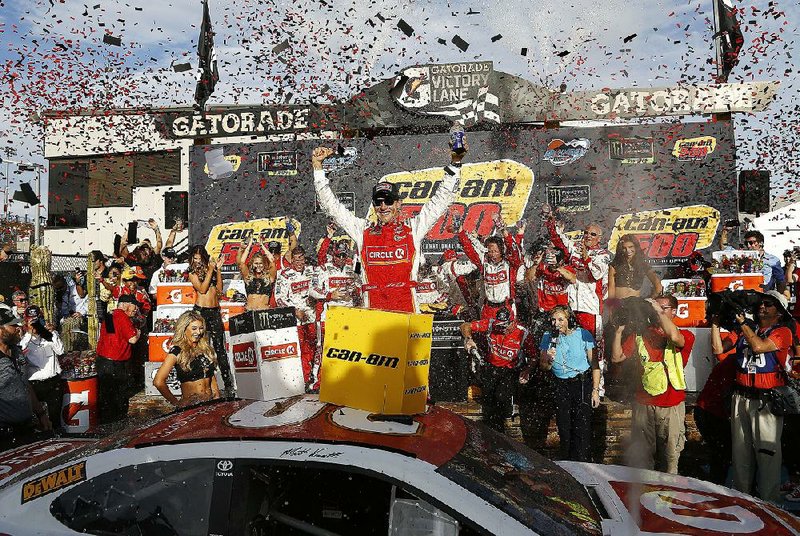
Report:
189,122,735,269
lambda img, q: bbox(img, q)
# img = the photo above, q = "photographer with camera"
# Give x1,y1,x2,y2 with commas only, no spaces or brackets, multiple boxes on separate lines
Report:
710,289,794,503
611,296,694,474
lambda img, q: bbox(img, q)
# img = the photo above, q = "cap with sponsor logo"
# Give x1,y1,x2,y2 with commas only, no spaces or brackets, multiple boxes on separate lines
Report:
267,240,281,252
162,247,177,259
495,307,512,324
122,266,146,280
372,182,399,204
24,305,42,320
442,249,458,262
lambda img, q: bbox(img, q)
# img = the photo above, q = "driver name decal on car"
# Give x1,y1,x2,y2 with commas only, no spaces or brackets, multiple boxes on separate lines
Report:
21,461,86,504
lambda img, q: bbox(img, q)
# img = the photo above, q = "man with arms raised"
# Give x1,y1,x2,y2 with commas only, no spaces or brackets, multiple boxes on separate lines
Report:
312,142,465,313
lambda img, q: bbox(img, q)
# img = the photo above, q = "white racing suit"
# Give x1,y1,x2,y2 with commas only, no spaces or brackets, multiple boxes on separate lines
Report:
275,265,317,385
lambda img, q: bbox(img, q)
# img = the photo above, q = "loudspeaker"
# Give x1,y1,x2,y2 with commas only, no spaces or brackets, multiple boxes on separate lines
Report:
164,191,188,230
739,171,770,214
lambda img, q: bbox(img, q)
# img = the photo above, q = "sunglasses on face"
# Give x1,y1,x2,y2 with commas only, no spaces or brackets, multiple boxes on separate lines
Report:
583,231,599,237
14,298,28,303
745,240,759,245
373,199,395,207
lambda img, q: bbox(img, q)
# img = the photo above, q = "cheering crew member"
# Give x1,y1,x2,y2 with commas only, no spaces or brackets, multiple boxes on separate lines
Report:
310,240,360,341
459,217,524,320
461,308,535,432
276,246,318,388
311,142,465,314
527,244,576,313
710,290,794,504
545,208,610,345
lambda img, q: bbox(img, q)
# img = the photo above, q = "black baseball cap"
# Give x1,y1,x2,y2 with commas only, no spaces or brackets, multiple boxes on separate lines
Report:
117,294,140,306
372,182,399,204
495,308,512,324
267,240,281,252
162,247,177,259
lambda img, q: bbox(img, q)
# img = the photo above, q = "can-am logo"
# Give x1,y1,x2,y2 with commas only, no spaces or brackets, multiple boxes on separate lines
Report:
672,136,717,161
232,342,257,370
326,347,399,369
365,245,408,264
544,138,590,166
261,343,298,361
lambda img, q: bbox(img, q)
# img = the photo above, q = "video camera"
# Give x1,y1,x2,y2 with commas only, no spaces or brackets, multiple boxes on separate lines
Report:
705,289,762,331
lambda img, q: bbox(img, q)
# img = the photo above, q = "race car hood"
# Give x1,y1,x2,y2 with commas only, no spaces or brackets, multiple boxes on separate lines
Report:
560,461,800,535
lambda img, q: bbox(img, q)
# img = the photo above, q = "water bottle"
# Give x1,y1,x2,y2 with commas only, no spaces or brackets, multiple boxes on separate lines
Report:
450,124,466,155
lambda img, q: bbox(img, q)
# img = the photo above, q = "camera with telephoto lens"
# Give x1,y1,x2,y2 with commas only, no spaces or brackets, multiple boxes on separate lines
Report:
705,290,762,331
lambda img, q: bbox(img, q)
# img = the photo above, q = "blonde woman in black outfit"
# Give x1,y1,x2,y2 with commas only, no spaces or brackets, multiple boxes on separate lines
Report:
153,311,220,407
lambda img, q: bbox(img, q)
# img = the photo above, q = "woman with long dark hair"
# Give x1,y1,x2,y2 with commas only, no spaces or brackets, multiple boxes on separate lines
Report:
188,245,233,395
153,311,220,407
608,235,662,300
236,235,276,311
21,305,64,429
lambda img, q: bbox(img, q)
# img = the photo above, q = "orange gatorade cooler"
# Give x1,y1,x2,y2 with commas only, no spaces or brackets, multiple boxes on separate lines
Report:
156,283,196,306
61,375,98,434
673,297,707,328
221,302,247,331
148,333,174,362
710,273,764,292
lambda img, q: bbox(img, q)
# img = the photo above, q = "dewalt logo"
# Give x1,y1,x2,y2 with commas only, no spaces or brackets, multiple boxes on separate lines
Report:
326,347,399,369
22,461,86,503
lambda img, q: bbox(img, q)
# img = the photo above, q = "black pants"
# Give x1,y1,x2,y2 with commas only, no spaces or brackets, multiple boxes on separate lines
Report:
694,406,732,485
96,357,131,424
518,368,557,451
30,376,64,430
194,305,234,394
554,371,593,462
480,365,518,433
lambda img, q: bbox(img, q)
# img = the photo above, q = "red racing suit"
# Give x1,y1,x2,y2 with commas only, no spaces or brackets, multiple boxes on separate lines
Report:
469,318,535,368
275,265,317,384
459,230,522,319
314,166,461,313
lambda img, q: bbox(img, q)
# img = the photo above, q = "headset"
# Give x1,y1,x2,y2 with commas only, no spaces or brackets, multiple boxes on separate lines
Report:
549,305,578,330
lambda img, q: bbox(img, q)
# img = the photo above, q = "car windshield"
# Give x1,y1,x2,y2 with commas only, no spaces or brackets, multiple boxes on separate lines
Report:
437,422,602,535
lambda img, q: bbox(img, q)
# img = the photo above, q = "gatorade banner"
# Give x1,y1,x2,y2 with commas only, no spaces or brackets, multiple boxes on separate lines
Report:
205,217,301,274
608,205,720,264
320,306,433,415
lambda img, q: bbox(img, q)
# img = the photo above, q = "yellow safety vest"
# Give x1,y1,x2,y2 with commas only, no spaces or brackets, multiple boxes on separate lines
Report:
636,335,686,397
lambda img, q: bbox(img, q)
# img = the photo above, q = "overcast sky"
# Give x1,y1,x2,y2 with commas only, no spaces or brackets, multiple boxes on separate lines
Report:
0,0,797,219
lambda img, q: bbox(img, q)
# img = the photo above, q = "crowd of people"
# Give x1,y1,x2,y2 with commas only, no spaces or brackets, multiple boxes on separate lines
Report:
1,143,800,506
